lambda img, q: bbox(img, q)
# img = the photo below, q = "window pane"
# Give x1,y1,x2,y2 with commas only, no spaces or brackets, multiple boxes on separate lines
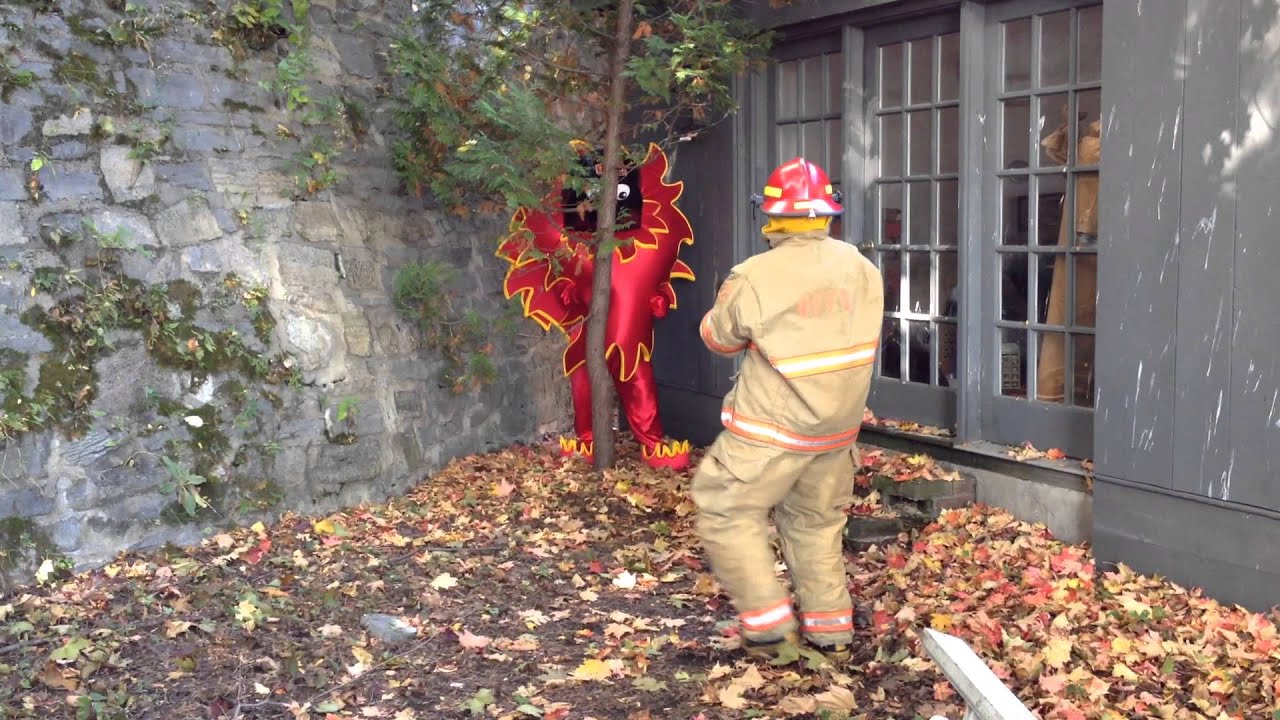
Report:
938,106,959,174
1073,334,1095,406
1004,18,1032,92
827,120,843,182
880,250,901,312
880,183,903,244
802,56,825,117
828,53,844,114
881,43,904,107
802,121,824,162
908,251,932,314
938,180,959,245
907,320,932,383
1003,97,1031,169
1001,252,1028,321
1036,331,1067,403
939,251,958,317
1072,253,1097,327
909,37,933,105
1036,252,1063,324
777,60,798,120
1037,173,1067,246
908,181,931,245
1038,93,1070,167
1001,327,1027,397
1000,176,1029,246
939,33,960,102
880,113,904,177
938,321,958,386
1078,5,1103,84
778,123,798,161
909,110,932,175
881,317,903,379
1076,90,1102,165
1039,11,1072,87
1074,171,1100,242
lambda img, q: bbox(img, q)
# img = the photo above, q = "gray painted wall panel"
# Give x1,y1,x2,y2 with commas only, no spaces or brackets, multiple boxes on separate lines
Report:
1171,0,1240,497
1093,478,1280,611
1093,0,1184,489
1226,0,1280,511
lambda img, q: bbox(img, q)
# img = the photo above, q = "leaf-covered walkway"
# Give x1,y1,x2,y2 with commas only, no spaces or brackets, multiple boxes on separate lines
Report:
2,442,1277,719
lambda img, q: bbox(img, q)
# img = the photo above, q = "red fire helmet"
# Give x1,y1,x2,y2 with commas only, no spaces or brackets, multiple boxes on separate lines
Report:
757,157,843,217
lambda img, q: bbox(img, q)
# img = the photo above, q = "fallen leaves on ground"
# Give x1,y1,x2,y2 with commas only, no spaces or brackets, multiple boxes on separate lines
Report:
863,408,954,438
1,439,1277,720
856,447,962,487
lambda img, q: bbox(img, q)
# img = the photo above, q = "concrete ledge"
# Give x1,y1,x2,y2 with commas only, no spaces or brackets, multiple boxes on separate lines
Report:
970,467,1093,545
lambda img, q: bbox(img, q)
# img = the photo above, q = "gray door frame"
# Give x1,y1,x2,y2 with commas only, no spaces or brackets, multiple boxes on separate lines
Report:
978,0,1101,458
857,12,963,431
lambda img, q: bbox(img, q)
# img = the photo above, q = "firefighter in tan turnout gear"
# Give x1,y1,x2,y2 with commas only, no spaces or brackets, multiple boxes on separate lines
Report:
693,156,884,662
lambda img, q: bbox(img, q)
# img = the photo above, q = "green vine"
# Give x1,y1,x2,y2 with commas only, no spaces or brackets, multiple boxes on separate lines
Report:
392,261,514,394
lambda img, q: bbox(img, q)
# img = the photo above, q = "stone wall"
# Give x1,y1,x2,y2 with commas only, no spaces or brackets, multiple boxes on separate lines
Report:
0,0,571,584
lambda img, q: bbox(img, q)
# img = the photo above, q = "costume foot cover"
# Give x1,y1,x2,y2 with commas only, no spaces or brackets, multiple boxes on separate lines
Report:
641,439,692,470
740,633,850,663
558,435,691,470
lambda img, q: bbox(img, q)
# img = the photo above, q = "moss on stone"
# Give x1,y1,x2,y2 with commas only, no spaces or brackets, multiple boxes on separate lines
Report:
0,517,58,581
53,51,101,88
222,98,264,114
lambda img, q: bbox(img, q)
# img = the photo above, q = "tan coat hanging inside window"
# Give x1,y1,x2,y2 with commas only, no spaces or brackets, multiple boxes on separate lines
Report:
1036,113,1100,405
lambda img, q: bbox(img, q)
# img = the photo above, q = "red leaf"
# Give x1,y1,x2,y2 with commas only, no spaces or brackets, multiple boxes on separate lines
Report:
458,629,492,650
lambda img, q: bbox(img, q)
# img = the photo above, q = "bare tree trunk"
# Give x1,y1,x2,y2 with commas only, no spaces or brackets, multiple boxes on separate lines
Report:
586,0,635,472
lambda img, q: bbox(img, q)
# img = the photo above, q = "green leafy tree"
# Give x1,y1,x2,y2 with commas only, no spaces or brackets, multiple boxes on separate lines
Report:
390,0,773,470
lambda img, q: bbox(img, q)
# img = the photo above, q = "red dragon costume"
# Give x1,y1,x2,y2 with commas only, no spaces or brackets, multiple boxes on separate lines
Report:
496,142,695,470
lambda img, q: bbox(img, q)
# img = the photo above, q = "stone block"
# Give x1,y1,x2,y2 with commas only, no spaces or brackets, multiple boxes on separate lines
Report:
100,145,156,202
154,198,221,246
33,13,70,53
151,39,233,68
59,429,116,466
87,208,159,249
879,475,975,501
0,203,25,246
124,68,158,103
42,109,93,137
45,518,83,552
39,168,104,201
0,433,52,485
1,106,35,145
338,250,381,292
281,308,339,372
51,141,90,160
335,33,379,78
0,479,54,517
0,171,26,201
344,311,373,357
153,162,213,191
172,125,264,153
208,159,294,209
0,314,52,354
153,73,205,110
394,390,422,416
308,435,385,488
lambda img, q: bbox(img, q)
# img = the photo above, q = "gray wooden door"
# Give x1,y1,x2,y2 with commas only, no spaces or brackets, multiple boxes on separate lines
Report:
979,0,1103,457
861,15,963,430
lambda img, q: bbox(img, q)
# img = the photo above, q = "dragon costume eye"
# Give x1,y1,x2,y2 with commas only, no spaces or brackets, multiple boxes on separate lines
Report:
617,184,631,200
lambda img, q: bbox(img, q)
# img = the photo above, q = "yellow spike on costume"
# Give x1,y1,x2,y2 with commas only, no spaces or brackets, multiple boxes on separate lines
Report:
643,439,692,459
762,216,831,235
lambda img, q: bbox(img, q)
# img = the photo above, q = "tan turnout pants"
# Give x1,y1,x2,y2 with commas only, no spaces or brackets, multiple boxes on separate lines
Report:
691,432,857,647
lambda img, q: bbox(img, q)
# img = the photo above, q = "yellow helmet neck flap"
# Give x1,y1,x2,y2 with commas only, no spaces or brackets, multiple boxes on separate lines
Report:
761,216,830,235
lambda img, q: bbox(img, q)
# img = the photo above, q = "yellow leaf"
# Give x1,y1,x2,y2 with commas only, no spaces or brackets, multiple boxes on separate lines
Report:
1111,662,1139,681
1112,636,1132,654
250,521,266,534
1044,636,1073,669
313,519,337,535
352,646,374,666
34,558,55,584
930,613,953,631
165,620,194,638
570,658,614,681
